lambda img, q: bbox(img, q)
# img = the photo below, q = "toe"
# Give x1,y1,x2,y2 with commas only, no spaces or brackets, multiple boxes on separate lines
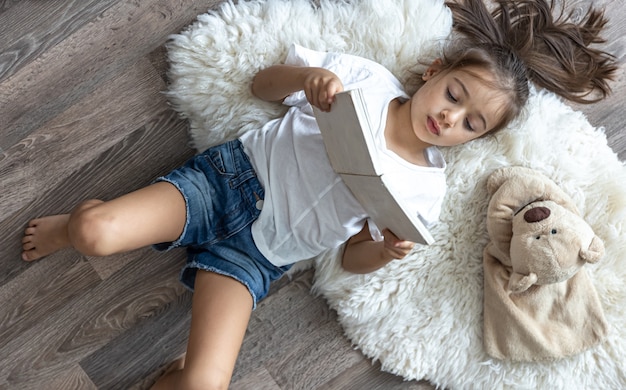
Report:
22,251,37,262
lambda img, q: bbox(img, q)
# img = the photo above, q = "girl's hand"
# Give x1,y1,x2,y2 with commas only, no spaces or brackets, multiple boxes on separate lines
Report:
342,223,414,274
251,65,343,110
381,228,415,260
302,67,344,112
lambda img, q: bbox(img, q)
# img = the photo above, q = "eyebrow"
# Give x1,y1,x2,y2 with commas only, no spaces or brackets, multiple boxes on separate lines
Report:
453,77,488,131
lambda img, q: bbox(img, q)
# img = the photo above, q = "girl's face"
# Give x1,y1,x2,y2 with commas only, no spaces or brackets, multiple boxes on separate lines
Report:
409,62,508,147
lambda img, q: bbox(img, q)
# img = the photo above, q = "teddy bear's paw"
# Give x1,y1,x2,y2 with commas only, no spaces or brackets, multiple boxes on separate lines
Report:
508,272,538,294
580,236,605,264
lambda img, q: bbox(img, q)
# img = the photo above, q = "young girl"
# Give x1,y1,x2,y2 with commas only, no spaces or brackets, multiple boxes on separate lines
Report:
20,0,616,388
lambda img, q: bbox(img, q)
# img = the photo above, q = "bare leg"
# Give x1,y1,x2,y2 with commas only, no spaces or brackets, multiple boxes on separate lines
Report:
151,270,253,390
21,182,186,261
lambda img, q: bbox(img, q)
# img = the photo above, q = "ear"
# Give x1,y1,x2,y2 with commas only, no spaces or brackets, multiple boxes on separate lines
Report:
422,58,443,81
580,235,605,264
508,272,537,294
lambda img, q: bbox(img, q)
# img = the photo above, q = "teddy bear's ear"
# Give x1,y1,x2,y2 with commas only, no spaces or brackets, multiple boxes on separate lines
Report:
508,272,538,294
487,167,514,194
580,236,605,264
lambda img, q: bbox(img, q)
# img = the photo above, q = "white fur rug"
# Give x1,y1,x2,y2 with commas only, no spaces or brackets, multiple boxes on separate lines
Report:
165,0,626,388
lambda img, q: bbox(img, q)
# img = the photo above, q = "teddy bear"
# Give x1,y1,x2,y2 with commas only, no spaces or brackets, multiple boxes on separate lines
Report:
482,166,607,361
486,166,605,293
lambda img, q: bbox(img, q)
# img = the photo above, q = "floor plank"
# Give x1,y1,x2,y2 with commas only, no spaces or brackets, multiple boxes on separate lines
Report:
0,251,185,389
0,0,118,82
80,285,192,389
47,364,98,390
318,360,435,390
0,0,218,150
233,270,364,388
0,258,100,353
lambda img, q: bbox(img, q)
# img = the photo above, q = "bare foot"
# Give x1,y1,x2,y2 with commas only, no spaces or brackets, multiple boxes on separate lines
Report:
21,215,71,261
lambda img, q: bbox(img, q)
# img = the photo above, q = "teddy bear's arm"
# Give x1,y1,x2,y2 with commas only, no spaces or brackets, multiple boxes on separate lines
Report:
580,236,605,264
508,271,538,293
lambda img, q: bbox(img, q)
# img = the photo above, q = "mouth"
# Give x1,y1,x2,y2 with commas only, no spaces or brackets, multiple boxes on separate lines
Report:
427,116,440,136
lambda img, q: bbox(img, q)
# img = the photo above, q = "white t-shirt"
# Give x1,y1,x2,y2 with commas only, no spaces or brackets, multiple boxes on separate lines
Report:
239,45,446,266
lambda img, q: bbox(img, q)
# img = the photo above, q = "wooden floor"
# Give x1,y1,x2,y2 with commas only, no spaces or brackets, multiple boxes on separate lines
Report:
0,0,623,389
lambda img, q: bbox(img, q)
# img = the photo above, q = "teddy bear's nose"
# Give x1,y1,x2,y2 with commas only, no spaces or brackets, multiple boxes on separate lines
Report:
524,206,551,223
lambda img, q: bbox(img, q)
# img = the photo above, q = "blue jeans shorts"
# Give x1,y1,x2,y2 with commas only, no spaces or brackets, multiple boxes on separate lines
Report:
153,139,291,309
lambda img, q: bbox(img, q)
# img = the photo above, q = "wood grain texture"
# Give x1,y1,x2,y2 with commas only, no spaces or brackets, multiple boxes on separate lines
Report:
0,0,217,150
233,270,364,388
317,360,436,390
0,251,185,389
47,364,98,390
80,287,192,389
0,0,118,82
0,0,623,389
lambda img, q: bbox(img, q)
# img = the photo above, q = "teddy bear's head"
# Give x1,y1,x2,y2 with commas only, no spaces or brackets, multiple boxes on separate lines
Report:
508,199,604,293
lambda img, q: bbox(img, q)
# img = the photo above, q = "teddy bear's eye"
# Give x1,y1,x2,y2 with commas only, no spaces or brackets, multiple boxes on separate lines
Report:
536,236,541,240
551,229,557,234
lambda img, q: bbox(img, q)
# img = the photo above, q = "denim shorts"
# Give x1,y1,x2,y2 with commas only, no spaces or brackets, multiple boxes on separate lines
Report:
153,139,291,309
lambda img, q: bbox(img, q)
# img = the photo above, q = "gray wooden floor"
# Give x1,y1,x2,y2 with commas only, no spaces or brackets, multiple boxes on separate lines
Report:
0,0,624,389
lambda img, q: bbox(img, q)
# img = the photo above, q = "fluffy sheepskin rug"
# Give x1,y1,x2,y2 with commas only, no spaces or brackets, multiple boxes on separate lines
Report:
165,0,626,388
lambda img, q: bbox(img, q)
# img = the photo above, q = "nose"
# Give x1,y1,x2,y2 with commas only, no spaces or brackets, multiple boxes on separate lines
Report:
524,206,551,223
441,108,463,128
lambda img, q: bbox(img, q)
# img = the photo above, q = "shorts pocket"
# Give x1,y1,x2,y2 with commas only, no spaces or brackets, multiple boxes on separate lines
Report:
205,148,228,175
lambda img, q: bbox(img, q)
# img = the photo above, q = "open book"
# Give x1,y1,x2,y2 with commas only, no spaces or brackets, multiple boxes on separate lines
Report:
313,89,434,245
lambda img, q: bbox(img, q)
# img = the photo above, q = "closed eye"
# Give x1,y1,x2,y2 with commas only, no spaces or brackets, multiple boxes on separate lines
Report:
452,77,488,132
446,88,457,103
464,118,474,132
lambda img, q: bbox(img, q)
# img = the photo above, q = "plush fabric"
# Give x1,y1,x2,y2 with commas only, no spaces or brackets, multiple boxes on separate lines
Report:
482,166,607,362
165,0,626,388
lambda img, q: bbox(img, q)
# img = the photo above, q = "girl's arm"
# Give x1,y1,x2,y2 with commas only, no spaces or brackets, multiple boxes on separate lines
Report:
251,65,343,112
342,222,415,274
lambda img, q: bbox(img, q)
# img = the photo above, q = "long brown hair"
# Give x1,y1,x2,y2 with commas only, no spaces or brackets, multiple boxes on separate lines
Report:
440,0,618,131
